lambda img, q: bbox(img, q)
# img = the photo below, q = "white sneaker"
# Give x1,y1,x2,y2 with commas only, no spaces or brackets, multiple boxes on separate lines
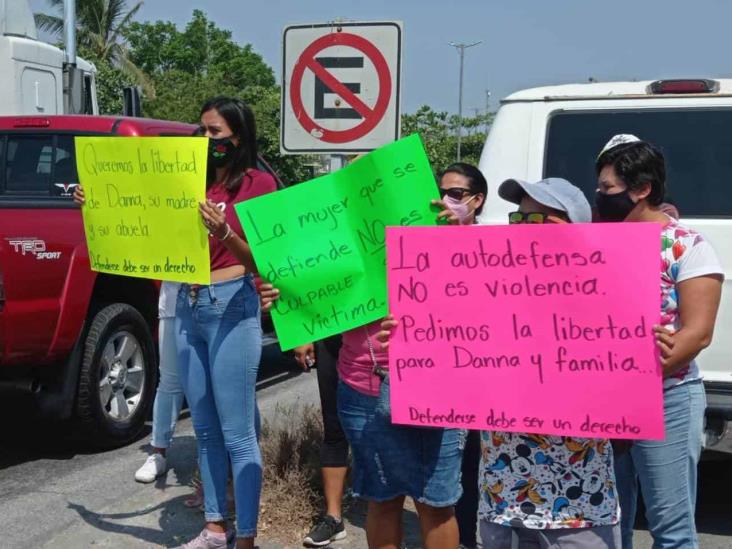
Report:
134,453,167,483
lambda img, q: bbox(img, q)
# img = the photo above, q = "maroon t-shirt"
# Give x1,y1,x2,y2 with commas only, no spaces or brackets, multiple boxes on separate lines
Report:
207,169,277,271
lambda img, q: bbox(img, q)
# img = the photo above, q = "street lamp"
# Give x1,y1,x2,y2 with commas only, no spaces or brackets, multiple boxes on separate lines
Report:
449,40,482,161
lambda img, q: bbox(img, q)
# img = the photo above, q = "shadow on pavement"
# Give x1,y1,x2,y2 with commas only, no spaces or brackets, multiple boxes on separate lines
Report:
65,434,203,547
65,494,201,548
0,344,299,471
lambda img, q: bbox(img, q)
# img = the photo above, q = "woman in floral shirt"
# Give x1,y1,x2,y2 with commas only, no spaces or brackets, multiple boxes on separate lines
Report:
595,135,723,549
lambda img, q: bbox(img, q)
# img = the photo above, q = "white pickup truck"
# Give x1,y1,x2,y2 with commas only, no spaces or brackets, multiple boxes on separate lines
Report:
478,78,732,454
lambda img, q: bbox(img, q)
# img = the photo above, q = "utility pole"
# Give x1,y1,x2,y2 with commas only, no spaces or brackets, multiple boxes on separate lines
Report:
449,40,482,161
485,89,491,134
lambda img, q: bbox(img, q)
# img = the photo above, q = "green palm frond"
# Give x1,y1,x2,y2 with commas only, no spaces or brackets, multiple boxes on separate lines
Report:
35,0,148,89
34,13,64,35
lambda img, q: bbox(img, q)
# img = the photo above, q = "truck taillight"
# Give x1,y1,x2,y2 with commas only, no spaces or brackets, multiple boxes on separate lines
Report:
12,118,51,128
648,79,719,94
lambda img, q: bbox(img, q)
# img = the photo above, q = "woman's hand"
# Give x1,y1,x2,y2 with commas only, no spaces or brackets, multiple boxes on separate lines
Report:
259,283,280,312
73,185,85,206
199,200,228,239
432,199,461,225
376,315,399,350
294,343,316,370
653,325,677,377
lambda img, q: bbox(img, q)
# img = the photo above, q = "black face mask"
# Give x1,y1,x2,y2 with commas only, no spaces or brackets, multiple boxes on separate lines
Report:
595,189,637,222
208,137,236,168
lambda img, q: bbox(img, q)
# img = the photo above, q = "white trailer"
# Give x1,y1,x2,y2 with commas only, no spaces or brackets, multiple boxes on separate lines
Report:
0,0,98,115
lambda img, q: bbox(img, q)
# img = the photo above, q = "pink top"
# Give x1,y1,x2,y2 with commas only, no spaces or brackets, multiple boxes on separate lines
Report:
337,320,388,397
207,169,277,271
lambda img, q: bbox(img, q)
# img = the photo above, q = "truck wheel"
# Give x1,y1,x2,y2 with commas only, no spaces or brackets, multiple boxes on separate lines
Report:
76,303,156,448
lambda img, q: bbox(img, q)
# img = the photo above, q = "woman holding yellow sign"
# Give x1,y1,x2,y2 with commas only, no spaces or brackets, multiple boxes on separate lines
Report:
76,97,274,549
172,97,276,549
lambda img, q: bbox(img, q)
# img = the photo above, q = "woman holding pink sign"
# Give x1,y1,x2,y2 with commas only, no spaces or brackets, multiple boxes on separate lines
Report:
474,177,622,548
378,177,624,548
595,135,723,549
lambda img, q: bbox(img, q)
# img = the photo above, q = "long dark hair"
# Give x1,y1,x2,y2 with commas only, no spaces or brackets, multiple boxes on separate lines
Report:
200,97,258,192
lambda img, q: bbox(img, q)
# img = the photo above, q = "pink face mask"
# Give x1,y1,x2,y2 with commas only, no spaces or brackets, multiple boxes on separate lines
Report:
444,194,476,225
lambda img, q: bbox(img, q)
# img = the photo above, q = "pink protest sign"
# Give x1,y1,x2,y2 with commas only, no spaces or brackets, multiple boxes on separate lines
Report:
386,223,664,440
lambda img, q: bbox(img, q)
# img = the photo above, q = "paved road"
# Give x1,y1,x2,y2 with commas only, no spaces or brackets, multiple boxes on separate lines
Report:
0,346,323,548
1,347,730,548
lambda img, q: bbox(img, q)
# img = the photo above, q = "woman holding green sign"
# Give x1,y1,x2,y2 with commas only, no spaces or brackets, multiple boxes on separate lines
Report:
261,162,487,549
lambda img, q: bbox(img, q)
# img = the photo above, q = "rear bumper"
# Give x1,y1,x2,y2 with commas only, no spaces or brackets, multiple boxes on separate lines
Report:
704,381,732,454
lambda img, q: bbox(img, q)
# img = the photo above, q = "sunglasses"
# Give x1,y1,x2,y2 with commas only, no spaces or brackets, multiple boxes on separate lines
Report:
509,211,568,224
439,187,474,200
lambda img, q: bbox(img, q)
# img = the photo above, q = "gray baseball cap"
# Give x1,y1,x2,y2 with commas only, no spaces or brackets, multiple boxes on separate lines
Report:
498,177,592,223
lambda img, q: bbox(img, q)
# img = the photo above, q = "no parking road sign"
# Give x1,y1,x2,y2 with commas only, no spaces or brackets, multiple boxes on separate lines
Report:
281,21,402,154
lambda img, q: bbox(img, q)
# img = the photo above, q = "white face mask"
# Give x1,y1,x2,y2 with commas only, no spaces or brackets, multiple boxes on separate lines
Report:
444,194,476,224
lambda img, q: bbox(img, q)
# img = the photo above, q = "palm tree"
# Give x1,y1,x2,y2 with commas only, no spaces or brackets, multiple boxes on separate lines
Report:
34,0,149,90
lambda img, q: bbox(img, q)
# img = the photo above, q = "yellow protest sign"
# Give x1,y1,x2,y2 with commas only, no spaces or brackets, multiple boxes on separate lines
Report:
75,137,210,284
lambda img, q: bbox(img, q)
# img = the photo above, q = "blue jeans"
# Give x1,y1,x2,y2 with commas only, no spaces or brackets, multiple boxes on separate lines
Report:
176,276,262,538
614,380,706,549
151,317,185,449
151,316,261,448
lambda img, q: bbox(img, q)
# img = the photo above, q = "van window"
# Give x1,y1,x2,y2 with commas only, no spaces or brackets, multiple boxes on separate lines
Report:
544,109,732,217
5,135,54,194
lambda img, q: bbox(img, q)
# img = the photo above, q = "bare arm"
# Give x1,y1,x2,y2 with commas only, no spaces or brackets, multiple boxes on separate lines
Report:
199,200,258,273
655,274,723,377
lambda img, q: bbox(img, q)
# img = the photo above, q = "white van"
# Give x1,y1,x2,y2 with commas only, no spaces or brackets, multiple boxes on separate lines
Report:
478,78,732,454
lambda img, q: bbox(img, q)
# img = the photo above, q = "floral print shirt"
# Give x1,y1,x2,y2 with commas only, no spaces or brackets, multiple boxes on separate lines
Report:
659,218,723,389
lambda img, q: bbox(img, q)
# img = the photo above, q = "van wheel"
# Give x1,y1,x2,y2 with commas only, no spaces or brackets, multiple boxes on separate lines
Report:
76,303,156,448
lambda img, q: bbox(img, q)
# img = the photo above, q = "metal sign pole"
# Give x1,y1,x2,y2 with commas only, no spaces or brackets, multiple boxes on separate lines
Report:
329,154,347,173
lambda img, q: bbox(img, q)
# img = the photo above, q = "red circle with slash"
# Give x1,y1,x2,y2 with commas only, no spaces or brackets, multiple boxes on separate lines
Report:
290,32,392,144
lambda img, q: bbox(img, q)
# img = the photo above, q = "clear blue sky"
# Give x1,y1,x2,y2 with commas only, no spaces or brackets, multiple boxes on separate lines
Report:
30,0,732,114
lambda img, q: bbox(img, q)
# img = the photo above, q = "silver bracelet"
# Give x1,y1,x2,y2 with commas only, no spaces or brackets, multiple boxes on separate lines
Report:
216,223,232,241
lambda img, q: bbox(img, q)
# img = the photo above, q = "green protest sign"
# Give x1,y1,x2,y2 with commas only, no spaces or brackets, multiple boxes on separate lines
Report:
236,134,439,350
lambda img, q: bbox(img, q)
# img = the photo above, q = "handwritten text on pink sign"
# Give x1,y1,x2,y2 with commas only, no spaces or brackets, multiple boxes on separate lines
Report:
386,223,664,440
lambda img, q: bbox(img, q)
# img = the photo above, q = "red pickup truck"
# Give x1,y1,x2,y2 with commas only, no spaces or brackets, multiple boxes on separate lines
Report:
0,115,281,447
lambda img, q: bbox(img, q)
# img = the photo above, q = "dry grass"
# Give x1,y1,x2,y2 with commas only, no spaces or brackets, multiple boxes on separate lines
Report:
258,403,325,542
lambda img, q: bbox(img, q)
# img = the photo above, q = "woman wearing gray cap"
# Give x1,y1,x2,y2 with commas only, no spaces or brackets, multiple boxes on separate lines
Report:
474,177,621,548
595,136,723,549
380,177,620,547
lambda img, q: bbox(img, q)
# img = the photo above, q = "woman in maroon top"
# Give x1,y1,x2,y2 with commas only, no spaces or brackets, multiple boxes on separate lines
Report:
174,97,276,549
